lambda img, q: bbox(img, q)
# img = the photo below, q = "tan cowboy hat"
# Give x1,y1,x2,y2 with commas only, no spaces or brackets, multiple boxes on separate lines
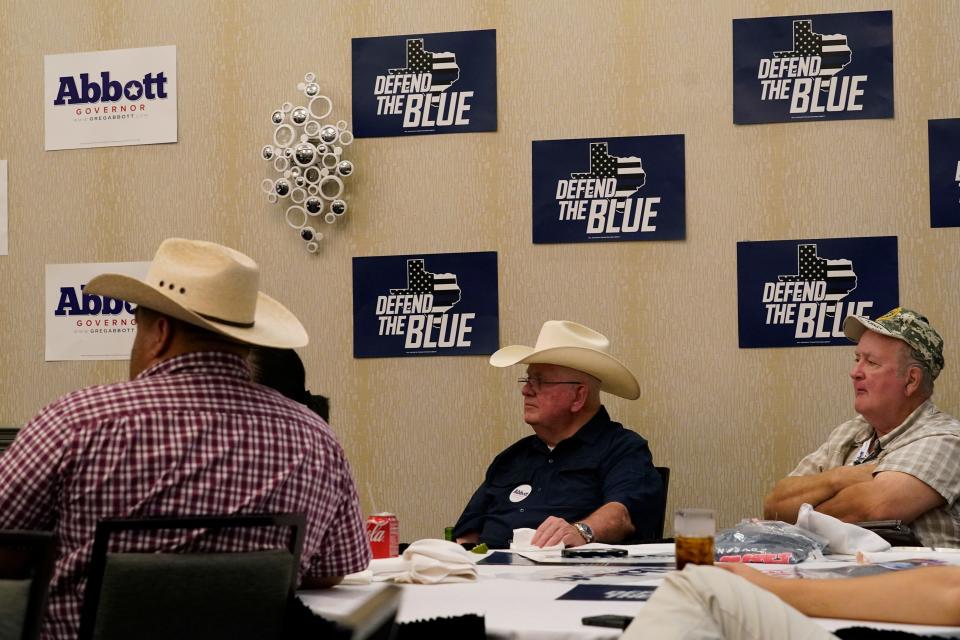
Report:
84,238,308,348
490,320,640,399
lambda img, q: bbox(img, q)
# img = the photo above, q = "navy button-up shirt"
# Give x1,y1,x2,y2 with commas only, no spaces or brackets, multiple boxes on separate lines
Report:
453,406,663,548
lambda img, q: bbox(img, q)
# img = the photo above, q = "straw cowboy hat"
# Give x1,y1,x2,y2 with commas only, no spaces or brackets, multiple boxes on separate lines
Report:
84,238,308,348
490,320,640,399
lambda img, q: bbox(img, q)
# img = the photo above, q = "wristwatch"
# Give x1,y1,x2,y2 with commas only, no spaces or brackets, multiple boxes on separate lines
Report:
573,522,595,544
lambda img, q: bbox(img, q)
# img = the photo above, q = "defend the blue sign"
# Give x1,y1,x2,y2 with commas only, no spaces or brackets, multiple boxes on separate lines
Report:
353,251,499,358
733,10,893,125
532,135,685,244
737,236,898,348
929,119,960,228
352,29,497,138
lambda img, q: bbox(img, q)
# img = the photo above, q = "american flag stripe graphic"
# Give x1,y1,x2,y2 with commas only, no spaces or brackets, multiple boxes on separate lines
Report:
389,260,462,313
429,53,459,92
571,142,646,198
778,245,858,316
821,40,849,52
773,20,852,89
824,259,856,311
431,273,460,312
819,35,852,80
388,39,460,94
615,157,645,198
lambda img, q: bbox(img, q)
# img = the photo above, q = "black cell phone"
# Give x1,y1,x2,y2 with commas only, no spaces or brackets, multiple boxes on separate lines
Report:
562,548,628,558
582,614,634,629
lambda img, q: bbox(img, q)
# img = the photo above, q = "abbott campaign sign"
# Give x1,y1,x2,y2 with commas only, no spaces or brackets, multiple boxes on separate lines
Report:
352,29,496,137
532,135,685,243
45,45,177,150
353,252,498,358
46,262,149,361
733,10,893,124
737,236,898,348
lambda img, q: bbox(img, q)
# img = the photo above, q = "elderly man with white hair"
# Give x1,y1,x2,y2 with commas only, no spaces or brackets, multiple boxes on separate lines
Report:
765,307,960,548
454,320,664,549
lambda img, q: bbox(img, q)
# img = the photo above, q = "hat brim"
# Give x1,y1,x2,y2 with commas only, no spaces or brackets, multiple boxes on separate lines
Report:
490,344,640,399
843,315,894,344
85,273,308,349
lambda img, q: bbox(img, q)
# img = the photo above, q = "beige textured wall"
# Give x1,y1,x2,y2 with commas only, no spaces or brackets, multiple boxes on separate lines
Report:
1,1,958,542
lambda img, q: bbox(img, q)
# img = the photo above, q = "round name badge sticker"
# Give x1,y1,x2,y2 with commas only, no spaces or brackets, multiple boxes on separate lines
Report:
509,484,532,503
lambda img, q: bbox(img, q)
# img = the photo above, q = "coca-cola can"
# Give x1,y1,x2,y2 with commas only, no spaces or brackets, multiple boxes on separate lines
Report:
366,513,399,558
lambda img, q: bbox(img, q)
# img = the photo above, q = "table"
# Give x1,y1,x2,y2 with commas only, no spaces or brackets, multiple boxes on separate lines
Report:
299,545,960,639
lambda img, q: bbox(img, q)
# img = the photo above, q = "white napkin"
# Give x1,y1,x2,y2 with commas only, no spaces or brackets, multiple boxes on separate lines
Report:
509,527,565,552
368,539,478,584
796,503,891,554
340,568,374,585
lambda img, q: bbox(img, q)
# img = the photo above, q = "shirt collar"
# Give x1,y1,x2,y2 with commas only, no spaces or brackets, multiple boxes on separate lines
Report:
853,399,933,445
136,351,252,381
570,405,611,445
537,406,610,452
877,399,934,446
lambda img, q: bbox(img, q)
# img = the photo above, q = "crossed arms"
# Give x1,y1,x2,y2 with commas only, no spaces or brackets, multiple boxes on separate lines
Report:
763,463,945,525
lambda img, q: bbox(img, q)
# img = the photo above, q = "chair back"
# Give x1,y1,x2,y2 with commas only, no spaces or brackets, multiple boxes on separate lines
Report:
78,513,305,640
0,530,56,640
0,428,19,455
653,466,671,540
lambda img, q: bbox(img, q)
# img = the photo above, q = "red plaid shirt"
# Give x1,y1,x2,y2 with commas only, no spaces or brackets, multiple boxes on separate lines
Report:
0,351,371,640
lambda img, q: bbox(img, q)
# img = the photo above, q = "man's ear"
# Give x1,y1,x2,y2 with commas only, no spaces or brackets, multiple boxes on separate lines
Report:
149,315,176,359
569,384,589,413
904,365,923,397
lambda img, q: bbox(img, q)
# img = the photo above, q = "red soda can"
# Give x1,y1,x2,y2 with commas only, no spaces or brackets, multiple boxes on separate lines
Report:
366,513,399,558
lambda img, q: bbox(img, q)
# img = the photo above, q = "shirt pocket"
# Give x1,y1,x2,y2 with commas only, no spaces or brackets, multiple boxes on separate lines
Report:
487,470,534,507
546,464,601,511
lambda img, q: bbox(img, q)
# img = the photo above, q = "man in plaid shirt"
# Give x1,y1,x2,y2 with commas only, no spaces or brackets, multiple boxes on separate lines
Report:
0,238,371,639
764,307,960,548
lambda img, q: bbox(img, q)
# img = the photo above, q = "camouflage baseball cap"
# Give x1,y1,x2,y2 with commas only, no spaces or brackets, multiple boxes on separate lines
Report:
843,307,944,379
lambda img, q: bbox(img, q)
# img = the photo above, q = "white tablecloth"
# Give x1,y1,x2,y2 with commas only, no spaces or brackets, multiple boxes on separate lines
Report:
299,545,960,640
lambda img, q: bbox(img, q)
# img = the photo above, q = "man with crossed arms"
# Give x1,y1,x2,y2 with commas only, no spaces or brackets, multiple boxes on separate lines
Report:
764,307,960,548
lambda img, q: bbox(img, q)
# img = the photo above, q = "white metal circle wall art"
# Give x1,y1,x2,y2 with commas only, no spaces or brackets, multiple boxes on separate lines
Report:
260,73,355,254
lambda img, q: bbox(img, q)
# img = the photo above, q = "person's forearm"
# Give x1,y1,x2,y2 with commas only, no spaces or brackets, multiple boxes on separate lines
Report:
814,482,883,522
582,502,634,543
763,476,839,522
767,567,960,625
455,531,480,544
814,470,944,524
763,466,874,522
531,502,636,547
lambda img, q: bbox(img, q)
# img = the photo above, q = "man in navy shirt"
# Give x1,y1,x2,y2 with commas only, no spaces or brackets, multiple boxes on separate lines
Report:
454,321,663,548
